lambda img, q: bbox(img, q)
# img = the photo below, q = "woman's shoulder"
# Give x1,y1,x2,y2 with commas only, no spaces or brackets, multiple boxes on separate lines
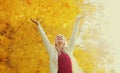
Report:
64,46,72,52
48,46,58,55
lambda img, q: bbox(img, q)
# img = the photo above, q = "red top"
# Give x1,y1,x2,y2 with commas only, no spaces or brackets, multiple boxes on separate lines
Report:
58,51,72,73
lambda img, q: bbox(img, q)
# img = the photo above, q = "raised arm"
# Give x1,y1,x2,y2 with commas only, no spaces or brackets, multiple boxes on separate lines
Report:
30,19,52,54
68,15,84,51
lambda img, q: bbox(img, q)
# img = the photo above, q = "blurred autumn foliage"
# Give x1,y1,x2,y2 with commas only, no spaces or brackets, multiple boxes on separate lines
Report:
0,0,109,73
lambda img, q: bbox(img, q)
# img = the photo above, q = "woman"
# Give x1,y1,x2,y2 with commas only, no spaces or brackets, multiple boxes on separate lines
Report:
30,15,84,73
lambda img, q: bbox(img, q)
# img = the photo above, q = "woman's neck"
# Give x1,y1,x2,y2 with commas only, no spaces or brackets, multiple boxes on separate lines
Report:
55,46,65,55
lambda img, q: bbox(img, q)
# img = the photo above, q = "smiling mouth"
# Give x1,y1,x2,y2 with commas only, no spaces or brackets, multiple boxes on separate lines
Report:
57,40,64,44
57,41,62,43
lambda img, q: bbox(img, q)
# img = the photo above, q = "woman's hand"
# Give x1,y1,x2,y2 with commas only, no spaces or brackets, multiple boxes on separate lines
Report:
76,15,85,21
30,18,40,25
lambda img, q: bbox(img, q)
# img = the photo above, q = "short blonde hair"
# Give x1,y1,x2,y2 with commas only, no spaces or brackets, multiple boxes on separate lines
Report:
55,34,67,47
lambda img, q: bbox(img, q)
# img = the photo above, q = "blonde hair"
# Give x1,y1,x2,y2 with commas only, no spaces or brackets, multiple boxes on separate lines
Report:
55,34,67,47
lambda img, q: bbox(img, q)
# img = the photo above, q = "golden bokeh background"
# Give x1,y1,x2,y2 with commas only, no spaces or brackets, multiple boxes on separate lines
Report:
0,0,112,73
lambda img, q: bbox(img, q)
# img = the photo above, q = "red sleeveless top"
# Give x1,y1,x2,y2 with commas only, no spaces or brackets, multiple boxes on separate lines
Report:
58,51,72,73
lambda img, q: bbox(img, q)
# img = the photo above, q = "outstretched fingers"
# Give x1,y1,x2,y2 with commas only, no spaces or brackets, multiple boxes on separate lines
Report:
76,14,86,21
30,18,39,25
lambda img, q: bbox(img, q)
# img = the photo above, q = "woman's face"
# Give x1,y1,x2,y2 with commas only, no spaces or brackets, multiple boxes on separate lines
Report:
55,35,65,48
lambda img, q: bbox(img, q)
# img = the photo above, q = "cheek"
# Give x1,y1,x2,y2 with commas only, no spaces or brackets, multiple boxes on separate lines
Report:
61,42,65,45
